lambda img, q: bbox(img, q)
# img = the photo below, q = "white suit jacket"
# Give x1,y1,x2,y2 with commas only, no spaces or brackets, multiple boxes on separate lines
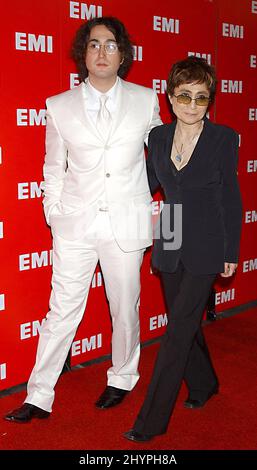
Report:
42,78,162,251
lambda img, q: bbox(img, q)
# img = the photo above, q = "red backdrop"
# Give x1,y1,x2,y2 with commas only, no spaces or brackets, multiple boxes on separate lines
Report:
1,0,257,390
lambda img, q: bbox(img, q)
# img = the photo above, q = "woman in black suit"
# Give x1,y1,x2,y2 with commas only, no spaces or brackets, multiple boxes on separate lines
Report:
124,56,242,442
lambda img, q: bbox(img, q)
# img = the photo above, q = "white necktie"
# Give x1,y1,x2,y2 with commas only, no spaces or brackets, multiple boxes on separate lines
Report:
96,94,112,139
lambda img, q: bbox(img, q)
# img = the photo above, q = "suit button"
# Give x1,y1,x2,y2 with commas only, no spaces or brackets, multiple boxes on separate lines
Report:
106,173,110,177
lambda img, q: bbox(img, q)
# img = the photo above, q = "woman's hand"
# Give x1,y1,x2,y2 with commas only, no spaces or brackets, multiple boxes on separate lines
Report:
220,262,238,277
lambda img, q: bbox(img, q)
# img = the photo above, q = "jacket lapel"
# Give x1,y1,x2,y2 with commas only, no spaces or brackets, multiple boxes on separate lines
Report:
184,117,213,171
70,82,102,141
163,122,176,164
108,79,130,139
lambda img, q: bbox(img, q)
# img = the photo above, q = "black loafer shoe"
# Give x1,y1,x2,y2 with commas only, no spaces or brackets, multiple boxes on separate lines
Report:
95,386,129,409
124,429,153,442
184,386,219,409
4,403,50,423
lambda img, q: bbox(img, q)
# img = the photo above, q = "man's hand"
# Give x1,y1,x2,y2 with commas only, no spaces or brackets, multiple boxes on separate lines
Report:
220,262,238,278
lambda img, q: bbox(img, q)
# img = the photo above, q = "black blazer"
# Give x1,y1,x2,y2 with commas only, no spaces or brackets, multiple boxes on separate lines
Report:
147,117,243,275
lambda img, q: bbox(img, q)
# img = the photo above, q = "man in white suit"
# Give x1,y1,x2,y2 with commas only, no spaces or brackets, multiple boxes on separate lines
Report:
5,16,161,423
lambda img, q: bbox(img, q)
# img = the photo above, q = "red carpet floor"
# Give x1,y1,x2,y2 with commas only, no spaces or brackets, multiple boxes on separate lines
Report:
0,308,257,450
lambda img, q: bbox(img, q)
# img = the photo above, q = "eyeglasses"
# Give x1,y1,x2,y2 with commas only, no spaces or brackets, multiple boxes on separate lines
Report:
87,40,119,55
173,94,210,106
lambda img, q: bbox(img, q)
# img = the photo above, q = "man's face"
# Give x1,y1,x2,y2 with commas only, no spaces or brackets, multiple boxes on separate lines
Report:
85,25,122,83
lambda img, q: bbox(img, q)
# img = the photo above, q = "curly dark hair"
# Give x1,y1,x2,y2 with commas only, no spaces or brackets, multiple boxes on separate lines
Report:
167,56,217,102
71,16,134,82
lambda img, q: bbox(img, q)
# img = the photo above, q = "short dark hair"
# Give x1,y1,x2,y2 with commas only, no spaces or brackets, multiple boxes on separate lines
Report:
71,16,134,82
167,56,217,101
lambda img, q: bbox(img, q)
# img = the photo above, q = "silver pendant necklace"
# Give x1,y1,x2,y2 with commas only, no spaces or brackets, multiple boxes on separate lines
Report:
175,155,182,162
173,121,204,164
174,140,184,163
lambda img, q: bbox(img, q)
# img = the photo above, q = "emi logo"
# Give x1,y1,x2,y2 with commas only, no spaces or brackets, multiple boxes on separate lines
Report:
17,109,46,126
222,23,244,38
221,80,243,93
70,2,102,19
15,33,53,53
247,160,257,172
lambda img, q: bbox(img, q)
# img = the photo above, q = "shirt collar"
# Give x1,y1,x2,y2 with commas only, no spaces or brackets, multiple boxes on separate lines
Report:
86,77,120,103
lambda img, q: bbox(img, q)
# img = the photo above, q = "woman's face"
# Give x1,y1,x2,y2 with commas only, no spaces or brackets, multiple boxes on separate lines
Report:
169,81,210,126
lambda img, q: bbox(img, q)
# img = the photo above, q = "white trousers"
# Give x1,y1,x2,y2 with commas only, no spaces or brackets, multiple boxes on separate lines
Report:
26,211,144,412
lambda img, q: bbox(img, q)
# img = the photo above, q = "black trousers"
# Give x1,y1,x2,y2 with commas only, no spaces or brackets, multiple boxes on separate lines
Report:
134,261,218,436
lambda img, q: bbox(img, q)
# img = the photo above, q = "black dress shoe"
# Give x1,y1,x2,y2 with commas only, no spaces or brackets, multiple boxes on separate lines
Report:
95,386,129,409
124,429,153,442
184,386,219,409
4,403,50,423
